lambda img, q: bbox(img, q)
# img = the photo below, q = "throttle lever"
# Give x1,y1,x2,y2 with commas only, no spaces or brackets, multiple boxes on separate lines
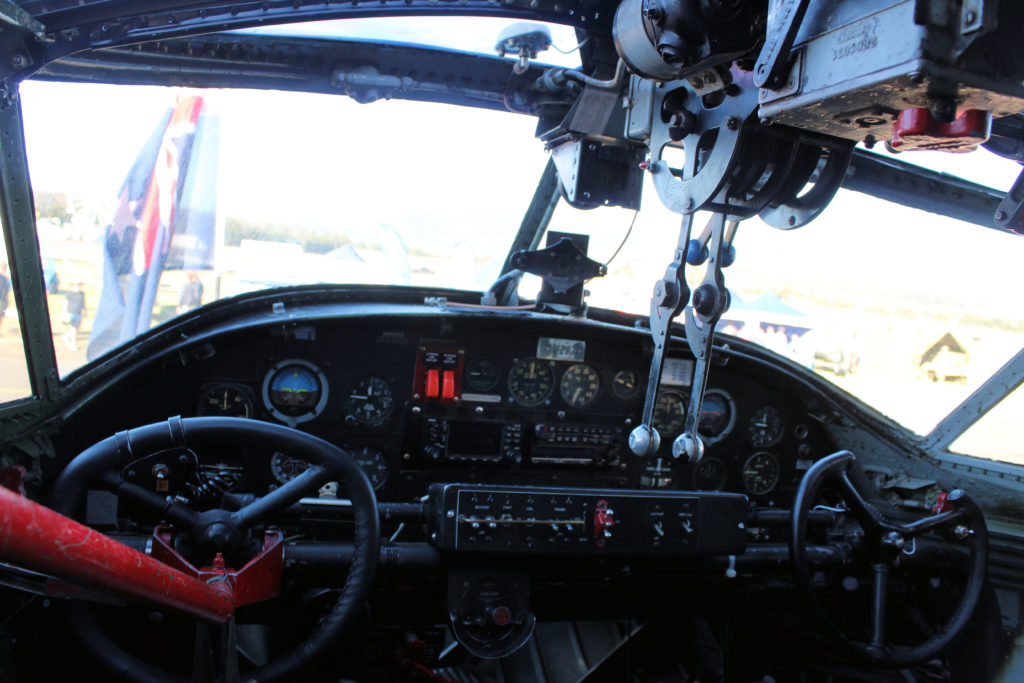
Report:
628,212,696,457
675,212,732,463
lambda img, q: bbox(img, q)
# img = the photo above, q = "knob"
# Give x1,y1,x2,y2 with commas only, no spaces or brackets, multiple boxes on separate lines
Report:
629,424,661,456
672,432,704,463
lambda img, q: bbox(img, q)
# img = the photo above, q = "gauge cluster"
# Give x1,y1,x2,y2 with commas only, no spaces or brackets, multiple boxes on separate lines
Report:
183,317,831,508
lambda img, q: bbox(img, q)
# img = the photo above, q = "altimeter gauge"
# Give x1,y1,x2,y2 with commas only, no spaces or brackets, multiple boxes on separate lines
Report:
345,376,394,425
748,405,785,448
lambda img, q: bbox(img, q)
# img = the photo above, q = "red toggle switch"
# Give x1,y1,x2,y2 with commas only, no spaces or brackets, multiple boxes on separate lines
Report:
441,370,456,400
890,108,991,153
932,491,953,514
425,369,440,398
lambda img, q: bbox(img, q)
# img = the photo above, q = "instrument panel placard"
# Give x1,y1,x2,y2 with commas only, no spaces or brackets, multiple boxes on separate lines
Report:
536,338,586,363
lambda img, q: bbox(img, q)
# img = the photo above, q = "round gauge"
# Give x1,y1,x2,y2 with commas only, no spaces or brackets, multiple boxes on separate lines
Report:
270,452,309,484
611,369,640,400
748,406,785,448
198,384,253,418
465,358,501,392
507,358,554,407
262,359,329,426
345,376,394,425
350,445,389,490
692,457,728,491
742,451,781,495
559,363,601,408
698,389,736,444
653,391,686,435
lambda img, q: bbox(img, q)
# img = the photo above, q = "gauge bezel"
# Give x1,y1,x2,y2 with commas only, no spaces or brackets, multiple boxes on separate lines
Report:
748,405,785,449
345,376,395,425
741,451,780,495
507,357,555,407
464,358,501,392
197,382,254,418
349,444,390,491
269,451,311,485
261,359,330,427
610,369,641,400
559,363,602,408
692,456,728,491
698,388,737,444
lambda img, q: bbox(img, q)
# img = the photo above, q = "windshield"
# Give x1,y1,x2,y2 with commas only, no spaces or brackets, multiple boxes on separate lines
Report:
21,79,550,361
15,55,1024,466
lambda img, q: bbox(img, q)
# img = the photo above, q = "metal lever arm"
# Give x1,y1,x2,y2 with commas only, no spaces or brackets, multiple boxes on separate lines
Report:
674,212,731,463
753,0,811,90
629,212,696,456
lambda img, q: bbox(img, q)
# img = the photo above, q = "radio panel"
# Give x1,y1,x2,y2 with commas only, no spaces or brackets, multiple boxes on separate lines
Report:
429,484,748,556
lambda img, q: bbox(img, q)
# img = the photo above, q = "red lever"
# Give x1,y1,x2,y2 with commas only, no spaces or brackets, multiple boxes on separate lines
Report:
932,491,953,514
890,108,991,153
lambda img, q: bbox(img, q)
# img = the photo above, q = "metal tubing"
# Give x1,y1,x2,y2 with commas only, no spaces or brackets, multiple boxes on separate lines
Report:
0,486,234,623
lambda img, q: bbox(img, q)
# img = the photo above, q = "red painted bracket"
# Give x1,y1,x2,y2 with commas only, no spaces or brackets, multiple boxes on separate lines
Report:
150,527,285,608
890,108,992,153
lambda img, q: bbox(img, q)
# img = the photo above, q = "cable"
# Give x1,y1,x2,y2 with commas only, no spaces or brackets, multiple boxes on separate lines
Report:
603,209,640,268
551,36,590,54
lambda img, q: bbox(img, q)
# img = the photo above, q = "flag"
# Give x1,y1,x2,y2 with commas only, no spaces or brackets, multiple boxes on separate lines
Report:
86,93,219,360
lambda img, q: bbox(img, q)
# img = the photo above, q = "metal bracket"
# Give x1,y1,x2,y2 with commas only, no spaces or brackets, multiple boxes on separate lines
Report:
0,1,44,40
507,232,602,301
753,0,811,90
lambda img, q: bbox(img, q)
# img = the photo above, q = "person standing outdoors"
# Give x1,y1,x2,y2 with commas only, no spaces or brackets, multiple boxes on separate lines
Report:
177,271,203,314
62,281,86,350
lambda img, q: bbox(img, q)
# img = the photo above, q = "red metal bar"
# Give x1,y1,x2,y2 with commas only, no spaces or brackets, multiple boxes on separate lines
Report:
0,485,233,623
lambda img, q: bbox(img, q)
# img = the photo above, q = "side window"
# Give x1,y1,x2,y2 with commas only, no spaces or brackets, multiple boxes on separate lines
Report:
0,232,32,402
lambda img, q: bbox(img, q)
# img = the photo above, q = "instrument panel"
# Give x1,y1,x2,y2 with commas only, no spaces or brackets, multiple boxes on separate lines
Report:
183,315,833,506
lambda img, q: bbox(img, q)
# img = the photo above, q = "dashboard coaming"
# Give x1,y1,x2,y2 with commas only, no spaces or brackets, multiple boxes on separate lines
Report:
56,307,836,514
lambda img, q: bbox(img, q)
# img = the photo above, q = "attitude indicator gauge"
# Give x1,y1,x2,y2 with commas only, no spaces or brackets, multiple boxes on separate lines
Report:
262,359,329,426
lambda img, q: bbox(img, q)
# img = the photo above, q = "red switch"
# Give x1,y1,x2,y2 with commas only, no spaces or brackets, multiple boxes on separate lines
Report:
425,369,440,398
441,370,456,400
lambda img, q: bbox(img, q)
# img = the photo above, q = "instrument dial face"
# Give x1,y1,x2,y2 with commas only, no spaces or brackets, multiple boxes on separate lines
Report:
198,384,253,418
742,451,780,495
345,376,394,425
465,358,501,392
270,452,309,484
559,363,601,408
611,369,640,400
507,358,554,407
698,389,736,444
748,406,785,448
351,445,389,490
692,457,728,491
263,360,329,425
653,391,686,435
